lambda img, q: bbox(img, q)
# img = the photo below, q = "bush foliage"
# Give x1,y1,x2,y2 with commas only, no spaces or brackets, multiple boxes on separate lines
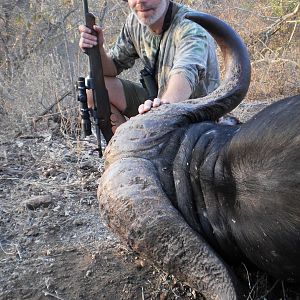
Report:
0,0,299,126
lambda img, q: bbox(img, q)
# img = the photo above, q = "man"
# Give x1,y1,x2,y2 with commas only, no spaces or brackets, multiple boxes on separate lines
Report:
79,0,220,132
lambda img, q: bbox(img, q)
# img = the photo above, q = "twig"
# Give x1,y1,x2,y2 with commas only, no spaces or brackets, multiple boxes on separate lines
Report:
232,6,279,20
260,279,280,298
246,280,259,300
141,286,145,300
281,281,287,300
251,58,299,68
0,242,15,255
98,1,108,27
0,242,22,259
34,90,72,123
242,262,252,290
260,3,299,43
43,290,65,300
0,177,21,181
15,244,22,259
287,21,298,44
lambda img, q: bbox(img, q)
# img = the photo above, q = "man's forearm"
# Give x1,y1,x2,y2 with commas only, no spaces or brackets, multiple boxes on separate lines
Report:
161,73,192,103
138,73,193,114
100,47,118,77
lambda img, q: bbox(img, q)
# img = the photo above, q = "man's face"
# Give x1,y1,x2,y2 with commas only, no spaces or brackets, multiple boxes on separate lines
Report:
128,0,168,27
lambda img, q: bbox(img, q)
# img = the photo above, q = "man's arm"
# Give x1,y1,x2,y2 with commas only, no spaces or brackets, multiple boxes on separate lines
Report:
99,46,118,77
138,73,192,114
139,18,218,115
160,73,192,103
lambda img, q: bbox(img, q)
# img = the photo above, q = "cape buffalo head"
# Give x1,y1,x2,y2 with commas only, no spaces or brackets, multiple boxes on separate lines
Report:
98,11,300,300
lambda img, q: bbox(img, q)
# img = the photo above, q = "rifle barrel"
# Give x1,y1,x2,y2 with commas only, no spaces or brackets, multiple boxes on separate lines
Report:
83,0,89,15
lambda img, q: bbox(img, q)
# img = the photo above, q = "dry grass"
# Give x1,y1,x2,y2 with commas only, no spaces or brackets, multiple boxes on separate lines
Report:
1,0,299,125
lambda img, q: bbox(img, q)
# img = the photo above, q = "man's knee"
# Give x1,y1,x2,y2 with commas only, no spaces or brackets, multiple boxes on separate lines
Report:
104,76,126,112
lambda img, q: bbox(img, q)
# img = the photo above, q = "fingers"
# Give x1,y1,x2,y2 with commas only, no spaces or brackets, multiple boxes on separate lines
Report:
78,24,91,34
93,25,102,33
138,99,153,114
152,97,161,107
138,98,162,114
78,25,102,51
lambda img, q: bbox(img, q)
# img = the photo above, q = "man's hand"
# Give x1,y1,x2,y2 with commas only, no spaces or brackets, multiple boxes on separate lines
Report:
78,24,118,76
78,24,104,51
138,98,165,114
138,73,192,114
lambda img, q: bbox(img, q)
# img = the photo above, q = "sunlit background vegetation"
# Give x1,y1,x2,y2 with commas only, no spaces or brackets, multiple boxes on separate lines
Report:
0,0,299,131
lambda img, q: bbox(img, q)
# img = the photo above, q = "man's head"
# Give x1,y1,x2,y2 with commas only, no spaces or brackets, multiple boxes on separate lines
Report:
126,0,169,29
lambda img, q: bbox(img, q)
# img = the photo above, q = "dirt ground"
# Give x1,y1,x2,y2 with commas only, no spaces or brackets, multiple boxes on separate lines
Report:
0,114,205,300
1,101,299,300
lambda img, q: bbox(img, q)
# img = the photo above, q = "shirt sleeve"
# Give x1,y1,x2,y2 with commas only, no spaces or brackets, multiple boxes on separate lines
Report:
108,15,139,75
169,21,211,93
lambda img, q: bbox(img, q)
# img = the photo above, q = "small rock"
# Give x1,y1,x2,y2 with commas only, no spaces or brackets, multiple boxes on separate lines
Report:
80,161,92,170
134,258,147,269
22,195,53,210
85,270,92,277
73,219,85,226
43,167,56,177
25,227,40,237
159,291,169,300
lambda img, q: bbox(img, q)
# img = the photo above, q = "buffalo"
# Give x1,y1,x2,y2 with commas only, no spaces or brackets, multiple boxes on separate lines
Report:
97,11,300,300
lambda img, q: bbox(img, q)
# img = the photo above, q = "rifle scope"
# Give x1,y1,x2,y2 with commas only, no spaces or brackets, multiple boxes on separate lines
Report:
77,77,92,137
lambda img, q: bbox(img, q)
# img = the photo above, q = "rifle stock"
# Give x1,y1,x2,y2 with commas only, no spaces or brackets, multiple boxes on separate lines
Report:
80,0,113,157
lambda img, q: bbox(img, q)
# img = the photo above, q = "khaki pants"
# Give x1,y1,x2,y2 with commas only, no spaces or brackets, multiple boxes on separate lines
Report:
119,78,148,117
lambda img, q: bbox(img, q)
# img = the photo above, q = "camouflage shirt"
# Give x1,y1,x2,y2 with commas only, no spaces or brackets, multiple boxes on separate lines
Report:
109,2,220,98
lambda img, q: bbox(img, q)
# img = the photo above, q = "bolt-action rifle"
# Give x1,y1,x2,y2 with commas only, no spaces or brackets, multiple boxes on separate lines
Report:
77,0,113,157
